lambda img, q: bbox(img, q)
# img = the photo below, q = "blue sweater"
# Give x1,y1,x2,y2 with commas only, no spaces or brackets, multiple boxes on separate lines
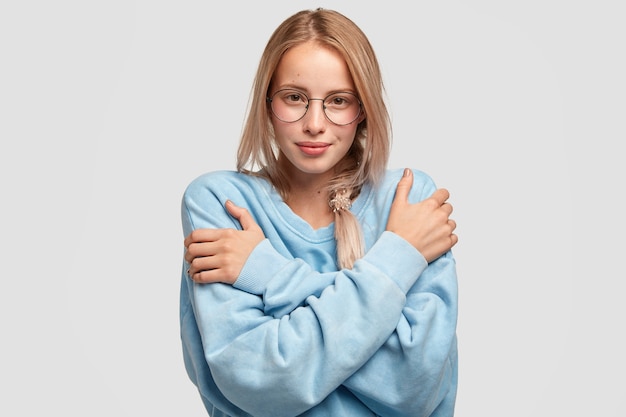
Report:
180,168,458,417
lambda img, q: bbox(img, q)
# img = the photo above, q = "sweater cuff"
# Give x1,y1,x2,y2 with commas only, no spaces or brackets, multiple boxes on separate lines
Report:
234,239,289,295
361,231,428,294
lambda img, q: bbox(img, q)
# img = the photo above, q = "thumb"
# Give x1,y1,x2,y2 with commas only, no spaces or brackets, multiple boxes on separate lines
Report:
225,200,258,231
393,168,414,205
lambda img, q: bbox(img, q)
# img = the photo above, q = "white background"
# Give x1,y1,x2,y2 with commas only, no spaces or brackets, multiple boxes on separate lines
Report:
1,1,624,416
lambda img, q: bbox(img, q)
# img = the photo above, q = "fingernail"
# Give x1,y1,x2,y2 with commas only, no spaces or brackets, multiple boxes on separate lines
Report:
404,168,411,177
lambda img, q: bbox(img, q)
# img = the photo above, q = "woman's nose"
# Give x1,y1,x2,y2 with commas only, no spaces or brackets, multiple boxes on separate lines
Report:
302,98,327,133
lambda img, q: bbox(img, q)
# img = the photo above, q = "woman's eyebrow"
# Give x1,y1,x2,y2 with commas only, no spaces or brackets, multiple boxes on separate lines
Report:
273,84,357,95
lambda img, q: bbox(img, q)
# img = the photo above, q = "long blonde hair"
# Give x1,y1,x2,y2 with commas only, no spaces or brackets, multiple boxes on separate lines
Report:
237,8,391,269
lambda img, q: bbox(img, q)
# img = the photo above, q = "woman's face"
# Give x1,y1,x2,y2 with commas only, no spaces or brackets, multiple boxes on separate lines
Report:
269,41,363,184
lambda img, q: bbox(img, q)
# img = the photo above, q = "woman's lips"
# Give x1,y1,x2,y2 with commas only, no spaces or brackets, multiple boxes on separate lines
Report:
296,142,330,156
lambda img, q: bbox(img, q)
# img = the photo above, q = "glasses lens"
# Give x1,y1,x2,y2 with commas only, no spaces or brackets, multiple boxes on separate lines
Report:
270,89,308,123
323,92,361,125
269,89,361,125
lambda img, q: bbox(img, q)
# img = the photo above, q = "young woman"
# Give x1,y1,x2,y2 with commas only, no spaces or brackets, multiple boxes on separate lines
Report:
180,8,459,417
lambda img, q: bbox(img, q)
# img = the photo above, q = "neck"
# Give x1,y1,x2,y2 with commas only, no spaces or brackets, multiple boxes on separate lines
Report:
280,167,335,230
285,185,334,230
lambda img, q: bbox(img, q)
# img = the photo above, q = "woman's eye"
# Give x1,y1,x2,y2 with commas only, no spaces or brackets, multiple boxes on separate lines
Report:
327,95,350,107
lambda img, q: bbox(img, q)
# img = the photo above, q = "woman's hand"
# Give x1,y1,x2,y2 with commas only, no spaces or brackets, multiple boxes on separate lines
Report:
386,169,458,262
184,200,265,284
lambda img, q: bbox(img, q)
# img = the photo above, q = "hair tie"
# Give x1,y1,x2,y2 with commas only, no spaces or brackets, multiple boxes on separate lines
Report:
329,191,352,213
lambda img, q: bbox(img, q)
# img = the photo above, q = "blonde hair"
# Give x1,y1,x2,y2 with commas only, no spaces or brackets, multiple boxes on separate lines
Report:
237,8,391,269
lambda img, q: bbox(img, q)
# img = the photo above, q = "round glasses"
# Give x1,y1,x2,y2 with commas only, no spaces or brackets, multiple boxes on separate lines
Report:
267,89,362,126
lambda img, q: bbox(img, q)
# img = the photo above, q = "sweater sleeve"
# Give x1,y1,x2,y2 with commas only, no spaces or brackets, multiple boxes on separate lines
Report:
235,232,424,318
342,251,459,417
182,184,428,417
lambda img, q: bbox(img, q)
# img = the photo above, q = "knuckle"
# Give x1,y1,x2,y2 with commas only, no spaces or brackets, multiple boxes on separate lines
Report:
190,258,203,269
424,198,439,209
194,271,207,283
221,240,233,252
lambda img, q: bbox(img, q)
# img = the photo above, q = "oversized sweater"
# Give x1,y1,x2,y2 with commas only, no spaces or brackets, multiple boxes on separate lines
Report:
179,168,458,417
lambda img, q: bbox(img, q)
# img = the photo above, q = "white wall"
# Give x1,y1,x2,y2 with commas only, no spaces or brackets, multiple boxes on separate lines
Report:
1,1,624,415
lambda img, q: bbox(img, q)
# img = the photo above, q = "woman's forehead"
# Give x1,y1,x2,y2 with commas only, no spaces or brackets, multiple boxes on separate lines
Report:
272,42,356,94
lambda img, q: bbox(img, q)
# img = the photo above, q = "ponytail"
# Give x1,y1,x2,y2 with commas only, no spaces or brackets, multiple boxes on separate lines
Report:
335,206,365,269
331,190,364,269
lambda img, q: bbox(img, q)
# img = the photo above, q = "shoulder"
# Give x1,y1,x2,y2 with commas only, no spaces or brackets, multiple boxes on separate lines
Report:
183,170,263,200
181,170,268,216
181,171,270,232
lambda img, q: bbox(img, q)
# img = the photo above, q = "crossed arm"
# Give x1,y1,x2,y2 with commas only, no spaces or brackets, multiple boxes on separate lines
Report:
181,169,458,416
